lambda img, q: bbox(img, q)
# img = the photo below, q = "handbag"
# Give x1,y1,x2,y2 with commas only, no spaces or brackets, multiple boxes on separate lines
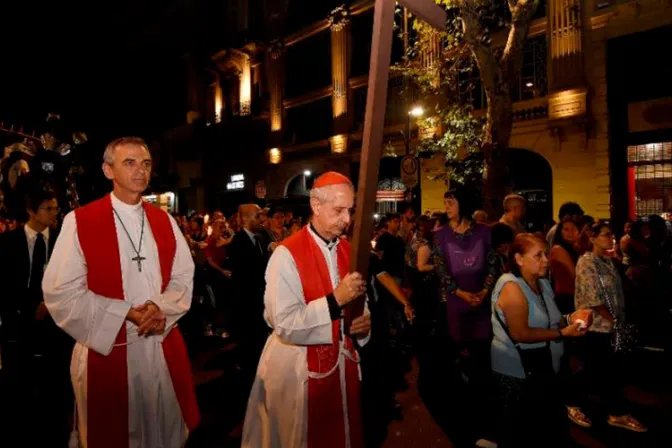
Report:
494,283,555,380
594,259,637,353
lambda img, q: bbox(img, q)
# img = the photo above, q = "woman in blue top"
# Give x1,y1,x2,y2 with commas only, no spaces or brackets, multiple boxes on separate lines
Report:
491,233,592,447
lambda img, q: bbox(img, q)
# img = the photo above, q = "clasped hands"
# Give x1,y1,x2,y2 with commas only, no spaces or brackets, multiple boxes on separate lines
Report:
334,272,371,338
127,301,166,337
456,288,488,307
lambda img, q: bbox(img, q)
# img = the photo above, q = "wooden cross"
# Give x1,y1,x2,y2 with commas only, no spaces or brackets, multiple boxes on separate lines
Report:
348,0,446,320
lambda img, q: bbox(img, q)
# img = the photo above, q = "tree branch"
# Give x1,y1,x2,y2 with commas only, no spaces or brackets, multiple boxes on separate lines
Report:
459,0,500,93
501,0,536,80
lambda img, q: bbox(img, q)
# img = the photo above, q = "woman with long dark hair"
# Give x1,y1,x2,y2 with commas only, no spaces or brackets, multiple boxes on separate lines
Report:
406,215,445,397
550,217,580,314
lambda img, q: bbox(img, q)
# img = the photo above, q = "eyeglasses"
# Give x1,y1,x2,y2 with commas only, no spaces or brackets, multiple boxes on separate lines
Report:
39,206,60,213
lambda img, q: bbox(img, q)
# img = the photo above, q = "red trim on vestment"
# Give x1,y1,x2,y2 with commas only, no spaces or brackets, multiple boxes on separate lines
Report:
75,195,199,448
282,227,363,448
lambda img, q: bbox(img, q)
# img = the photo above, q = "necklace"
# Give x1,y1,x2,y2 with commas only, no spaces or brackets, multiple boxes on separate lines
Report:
113,207,146,272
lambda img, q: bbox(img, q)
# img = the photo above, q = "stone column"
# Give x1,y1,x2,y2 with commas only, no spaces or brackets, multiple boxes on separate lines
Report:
548,0,584,90
547,0,589,122
329,5,351,153
266,41,285,134
265,40,285,163
239,55,252,116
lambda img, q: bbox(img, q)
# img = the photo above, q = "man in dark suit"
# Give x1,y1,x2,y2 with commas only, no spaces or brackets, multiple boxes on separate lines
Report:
0,184,72,444
227,203,271,380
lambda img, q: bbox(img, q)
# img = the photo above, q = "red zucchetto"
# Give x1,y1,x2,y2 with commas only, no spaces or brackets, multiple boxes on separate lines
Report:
311,171,353,189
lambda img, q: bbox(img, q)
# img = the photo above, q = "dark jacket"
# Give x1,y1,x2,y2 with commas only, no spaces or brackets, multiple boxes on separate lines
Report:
0,226,58,344
228,229,270,306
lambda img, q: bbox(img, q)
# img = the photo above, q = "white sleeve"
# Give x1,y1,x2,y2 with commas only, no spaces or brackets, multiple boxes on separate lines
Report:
43,213,132,356
149,215,195,335
264,246,333,345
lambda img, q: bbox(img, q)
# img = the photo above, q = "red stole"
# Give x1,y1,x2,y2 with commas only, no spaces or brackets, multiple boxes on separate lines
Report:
75,194,200,448
282,227,363,448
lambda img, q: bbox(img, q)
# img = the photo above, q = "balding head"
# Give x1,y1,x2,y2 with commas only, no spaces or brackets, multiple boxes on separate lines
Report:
239,204,263,231
503,194,526,219
310,183,355,241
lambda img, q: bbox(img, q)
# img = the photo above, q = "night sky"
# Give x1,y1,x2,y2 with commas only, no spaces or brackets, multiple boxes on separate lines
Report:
1,1,190,142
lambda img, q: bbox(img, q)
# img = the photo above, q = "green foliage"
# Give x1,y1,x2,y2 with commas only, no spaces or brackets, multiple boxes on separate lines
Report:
417,104,485,185
393,1,493,185
394,0,530,185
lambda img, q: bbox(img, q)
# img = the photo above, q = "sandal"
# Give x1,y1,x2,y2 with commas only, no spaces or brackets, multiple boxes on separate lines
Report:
608,414,648,433
567,407,592,428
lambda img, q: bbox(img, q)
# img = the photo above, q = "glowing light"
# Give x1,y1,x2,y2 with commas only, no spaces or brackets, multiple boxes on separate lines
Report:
525,82,534,88
214,83,223,123
330,134,348,154
374,213,380,219
269,148,282,164
240,57,252,116
304,170,312,177
409,106,424,117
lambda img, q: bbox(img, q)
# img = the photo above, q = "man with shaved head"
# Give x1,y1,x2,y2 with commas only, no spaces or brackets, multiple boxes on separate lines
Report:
243,172,372,448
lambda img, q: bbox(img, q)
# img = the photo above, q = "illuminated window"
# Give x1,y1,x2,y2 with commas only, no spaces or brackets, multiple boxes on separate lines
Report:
627,142,672,218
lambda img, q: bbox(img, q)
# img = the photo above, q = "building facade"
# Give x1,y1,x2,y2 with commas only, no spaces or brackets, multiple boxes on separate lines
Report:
176,0,672,225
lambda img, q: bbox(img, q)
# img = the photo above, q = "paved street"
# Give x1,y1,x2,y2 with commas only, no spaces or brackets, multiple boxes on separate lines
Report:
186,338,672,448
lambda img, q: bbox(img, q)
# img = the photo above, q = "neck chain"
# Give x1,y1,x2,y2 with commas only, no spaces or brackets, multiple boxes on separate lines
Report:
112,207,146,272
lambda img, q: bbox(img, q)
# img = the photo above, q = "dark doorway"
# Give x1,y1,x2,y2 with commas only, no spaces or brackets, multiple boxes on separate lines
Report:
509,148,553,232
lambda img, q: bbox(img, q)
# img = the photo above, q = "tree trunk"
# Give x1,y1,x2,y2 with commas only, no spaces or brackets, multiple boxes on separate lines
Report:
482,81,513,219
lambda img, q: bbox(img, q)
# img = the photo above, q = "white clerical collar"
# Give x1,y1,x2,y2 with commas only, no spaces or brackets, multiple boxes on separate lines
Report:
24,223,50,242
111,192,144,212
308,223,339,250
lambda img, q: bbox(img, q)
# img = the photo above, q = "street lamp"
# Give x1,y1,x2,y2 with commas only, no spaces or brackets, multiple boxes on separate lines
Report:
406,106,424,154
409,106,424,118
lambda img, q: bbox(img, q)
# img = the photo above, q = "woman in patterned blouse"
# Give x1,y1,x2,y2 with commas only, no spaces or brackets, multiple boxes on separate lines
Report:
574,222,647,433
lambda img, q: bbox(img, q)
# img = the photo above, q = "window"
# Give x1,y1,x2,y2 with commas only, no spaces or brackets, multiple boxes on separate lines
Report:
460,35,547,108
514,36,548,102
376,178,406,214
627,142,672,217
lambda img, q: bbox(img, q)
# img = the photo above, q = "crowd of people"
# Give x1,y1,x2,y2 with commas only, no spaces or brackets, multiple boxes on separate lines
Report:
362,188,671,447
0,135,670,448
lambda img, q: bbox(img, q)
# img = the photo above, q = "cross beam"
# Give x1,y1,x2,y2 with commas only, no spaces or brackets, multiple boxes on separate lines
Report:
348,0,447,320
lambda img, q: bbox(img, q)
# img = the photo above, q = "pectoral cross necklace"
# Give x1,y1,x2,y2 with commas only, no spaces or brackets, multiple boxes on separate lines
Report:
112,207,146,272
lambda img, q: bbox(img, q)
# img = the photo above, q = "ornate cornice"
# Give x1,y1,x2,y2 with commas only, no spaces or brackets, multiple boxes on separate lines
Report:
328,5,350,31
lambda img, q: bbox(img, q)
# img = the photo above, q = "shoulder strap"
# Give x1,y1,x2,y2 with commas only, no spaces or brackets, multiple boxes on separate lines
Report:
495,277,551,349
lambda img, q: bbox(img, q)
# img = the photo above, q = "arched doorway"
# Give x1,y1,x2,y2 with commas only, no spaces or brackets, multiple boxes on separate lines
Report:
509,148,553,231
284,171,323,197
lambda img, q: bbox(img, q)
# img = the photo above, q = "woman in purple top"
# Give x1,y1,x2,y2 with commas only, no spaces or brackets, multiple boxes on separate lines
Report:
433,185,497,443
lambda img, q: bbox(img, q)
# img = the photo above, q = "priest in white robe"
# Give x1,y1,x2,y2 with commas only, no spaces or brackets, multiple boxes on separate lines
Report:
242,172,371,448
43,137,200,448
